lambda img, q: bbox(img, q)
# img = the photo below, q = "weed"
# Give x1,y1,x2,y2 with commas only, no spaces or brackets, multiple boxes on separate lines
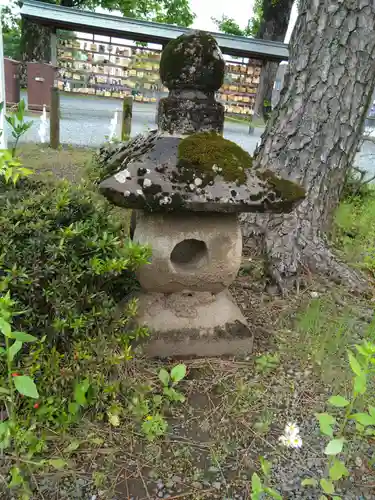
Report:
254,410,273,435
0,100,33,184
130,364,187,441
333,191,375,275
292,297,353,378
255,353,280,374
0,293,39,498
3,100,33,157
251,457,282,500
158,363,187,403
301,340,375,499
142,413,169,440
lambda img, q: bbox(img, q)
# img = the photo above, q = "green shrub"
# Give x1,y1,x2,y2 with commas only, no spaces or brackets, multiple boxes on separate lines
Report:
0,177,150,348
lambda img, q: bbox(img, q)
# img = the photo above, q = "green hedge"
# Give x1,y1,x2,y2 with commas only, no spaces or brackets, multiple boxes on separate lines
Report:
0,177,150,348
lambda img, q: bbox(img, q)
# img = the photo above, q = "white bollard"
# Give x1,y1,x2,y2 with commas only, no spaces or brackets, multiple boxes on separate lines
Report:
38,104,48,144
108,110,118,143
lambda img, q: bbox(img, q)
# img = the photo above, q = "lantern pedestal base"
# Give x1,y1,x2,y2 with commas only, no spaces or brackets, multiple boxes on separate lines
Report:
134,289,253,358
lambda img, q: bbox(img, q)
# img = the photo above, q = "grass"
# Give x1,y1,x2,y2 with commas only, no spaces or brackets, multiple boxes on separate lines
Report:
2,146,375,498
17,143,94,182
225,115,266,128
333,192,375,281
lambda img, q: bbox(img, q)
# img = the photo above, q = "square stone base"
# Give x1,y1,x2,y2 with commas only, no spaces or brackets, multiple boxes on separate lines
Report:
134,290,253,358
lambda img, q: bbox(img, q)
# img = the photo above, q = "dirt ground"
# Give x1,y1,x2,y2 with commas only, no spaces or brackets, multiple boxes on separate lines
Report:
9,145,375,500
30,251,372,500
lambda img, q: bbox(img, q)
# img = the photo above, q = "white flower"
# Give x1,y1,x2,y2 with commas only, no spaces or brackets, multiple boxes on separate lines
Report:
189,183,195,191
278,435,289,446
124,190,130,197
279,422,302,449
143,178,152,187
310,291,319,298
285,422,300,437
194,177,203,186
291,435,303,448
279,433,303,449
136,189,144,196
212,164,222,173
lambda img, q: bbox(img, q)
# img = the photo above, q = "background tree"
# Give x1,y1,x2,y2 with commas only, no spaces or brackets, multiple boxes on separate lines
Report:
213,0,294,119
242,0,375,293
212,15,253,37
2,1,21,60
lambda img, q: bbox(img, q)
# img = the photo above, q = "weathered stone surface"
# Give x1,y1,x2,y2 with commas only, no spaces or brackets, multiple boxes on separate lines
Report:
157,92,224,135
134,212,242,293
135,290,253,358
96,130,160,180
159,31,225,91
99,133,305,214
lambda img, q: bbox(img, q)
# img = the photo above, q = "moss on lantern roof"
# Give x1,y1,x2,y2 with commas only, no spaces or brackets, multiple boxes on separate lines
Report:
177,132,251,185
257,170,306,202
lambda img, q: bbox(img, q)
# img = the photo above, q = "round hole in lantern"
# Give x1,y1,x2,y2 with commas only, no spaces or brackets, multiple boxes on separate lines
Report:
170,238,208,271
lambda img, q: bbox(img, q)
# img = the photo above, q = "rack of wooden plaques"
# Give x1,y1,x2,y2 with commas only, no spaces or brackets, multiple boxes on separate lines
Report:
56,32,167,102
217,58,262,117
56,31,261,116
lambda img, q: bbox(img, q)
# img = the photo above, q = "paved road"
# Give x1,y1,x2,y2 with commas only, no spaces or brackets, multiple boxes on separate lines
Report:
5,93,375,174
7,93,263,150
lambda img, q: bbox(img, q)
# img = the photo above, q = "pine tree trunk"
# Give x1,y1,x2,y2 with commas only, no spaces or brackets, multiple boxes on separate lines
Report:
242,0,375,293
20,17,52,86
253,61,279,118
253,0,294,119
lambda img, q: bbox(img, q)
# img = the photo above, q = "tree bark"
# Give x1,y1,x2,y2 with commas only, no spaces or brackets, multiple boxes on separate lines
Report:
253,60,279,118
21,18,51,63
253,0,294,118
19,0,84,85
20,17,52,86
242,0,375,293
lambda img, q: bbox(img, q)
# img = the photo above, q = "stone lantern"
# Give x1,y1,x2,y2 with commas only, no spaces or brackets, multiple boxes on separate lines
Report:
99,31,305,357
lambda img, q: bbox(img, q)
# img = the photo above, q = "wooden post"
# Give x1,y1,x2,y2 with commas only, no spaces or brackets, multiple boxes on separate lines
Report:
50,30,57,66
50,87,60,149
248,114,254,135
121,96,133,140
